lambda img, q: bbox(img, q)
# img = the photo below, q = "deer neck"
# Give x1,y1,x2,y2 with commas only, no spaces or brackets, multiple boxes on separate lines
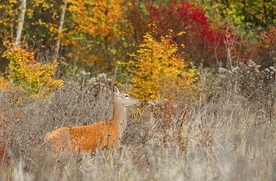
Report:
111,98,127,137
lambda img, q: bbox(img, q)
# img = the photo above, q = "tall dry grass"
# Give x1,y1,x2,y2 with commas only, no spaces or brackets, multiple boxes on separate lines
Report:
0,68,275,181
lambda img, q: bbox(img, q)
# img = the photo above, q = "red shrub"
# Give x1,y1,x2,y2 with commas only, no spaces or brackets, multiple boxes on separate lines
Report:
145,1,230,66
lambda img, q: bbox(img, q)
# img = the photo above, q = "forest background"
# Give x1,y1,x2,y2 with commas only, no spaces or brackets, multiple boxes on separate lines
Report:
0,0,275,180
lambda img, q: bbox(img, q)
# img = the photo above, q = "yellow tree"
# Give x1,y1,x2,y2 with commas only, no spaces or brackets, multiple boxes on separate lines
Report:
122,32,198,103
66,0,127,69
68,0,123,40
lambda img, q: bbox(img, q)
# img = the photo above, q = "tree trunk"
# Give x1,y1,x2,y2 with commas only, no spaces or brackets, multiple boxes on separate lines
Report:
15,0,27,46
54,0,68,60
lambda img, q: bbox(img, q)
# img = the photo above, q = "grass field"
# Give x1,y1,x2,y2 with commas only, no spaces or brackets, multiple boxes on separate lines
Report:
0,69,275,181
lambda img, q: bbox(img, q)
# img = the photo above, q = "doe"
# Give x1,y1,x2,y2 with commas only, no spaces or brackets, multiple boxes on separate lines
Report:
44,85,139,154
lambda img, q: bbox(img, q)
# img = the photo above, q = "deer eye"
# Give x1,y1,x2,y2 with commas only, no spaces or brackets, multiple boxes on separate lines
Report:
125,94,129,98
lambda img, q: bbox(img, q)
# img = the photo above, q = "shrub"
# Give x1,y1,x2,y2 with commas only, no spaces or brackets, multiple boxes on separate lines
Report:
2,46,63,96
121,32,198,103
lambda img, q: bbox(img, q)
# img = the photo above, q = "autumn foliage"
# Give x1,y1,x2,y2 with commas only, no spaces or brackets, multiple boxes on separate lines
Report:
68,0,123,39
126,1,230,66
2,45,63,96
0,0,275,71
121,32,198,103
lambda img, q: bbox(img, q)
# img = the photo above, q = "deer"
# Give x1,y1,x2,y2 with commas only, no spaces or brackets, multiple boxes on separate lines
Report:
44,85,139,154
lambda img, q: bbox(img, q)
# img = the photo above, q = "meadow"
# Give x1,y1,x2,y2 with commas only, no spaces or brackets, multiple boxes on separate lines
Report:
0,67,275,181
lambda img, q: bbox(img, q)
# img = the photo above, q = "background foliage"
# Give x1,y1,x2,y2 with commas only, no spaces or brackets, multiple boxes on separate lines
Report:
0,0,275,73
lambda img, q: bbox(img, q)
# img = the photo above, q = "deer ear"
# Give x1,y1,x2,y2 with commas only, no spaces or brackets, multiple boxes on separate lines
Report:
113,84,120,94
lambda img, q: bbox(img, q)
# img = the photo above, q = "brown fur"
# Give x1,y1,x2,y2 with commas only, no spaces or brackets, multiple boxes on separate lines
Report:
44,120,120,153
